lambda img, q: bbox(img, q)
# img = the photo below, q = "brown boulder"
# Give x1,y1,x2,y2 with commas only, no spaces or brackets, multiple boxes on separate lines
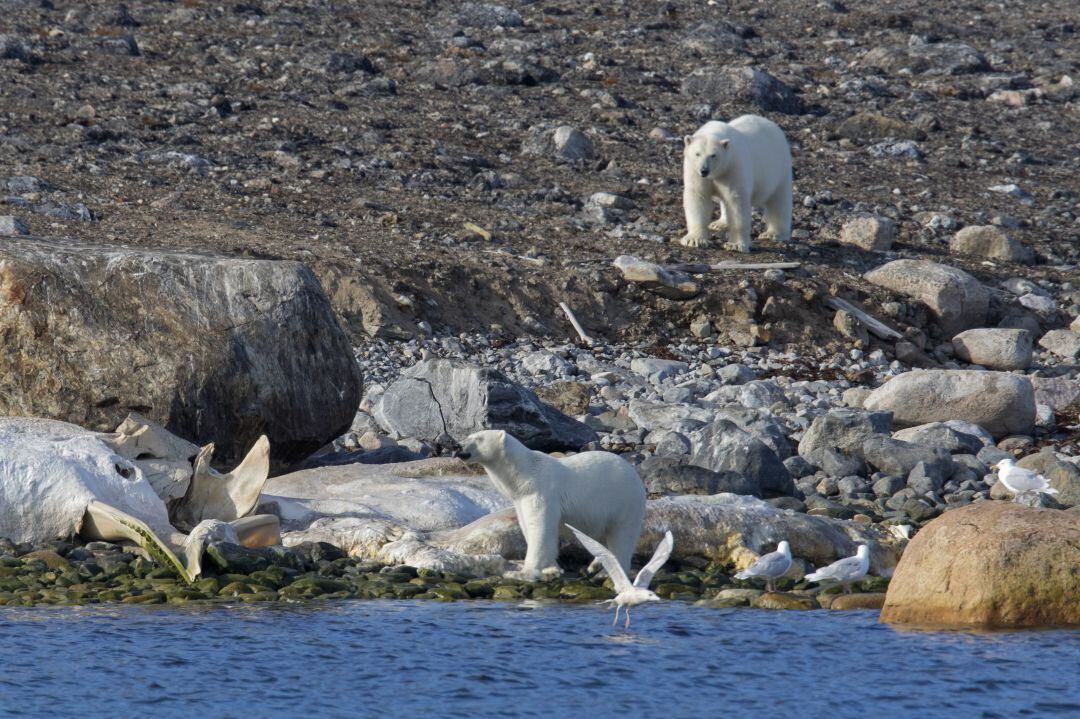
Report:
880,502,1080,627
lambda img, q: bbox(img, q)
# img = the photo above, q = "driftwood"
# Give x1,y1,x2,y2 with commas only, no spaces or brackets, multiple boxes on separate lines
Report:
826,297,903,341
668,261,802,274
559,302,595,346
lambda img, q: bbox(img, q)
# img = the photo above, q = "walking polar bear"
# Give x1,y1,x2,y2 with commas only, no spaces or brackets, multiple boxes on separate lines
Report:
457,430,646,581
679,115,793,252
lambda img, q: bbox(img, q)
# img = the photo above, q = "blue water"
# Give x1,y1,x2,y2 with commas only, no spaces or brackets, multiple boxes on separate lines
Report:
0,602,1077,719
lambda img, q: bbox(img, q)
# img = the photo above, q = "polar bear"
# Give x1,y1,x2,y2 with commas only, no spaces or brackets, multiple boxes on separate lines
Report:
679,115,793,252
457,430,646,581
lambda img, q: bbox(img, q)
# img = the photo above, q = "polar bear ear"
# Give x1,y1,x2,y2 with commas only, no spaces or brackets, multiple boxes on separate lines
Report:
683,135,693,148
719,139,730,149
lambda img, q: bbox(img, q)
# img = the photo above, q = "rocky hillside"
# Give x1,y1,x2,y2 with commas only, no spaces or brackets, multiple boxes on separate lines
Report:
1,0,1077,353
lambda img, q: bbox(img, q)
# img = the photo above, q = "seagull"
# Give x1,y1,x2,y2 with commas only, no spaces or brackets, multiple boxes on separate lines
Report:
991,458,1060,502
734,540,792,592
566,524,673,629
804,544,870,594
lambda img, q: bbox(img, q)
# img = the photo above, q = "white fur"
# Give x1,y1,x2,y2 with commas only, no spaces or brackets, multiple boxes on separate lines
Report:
679,115,793,252
459,430,646,581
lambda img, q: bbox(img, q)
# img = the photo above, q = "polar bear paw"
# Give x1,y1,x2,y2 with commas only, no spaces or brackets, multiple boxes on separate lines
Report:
504,566,562,582
679,232,710,248
724,238,753,253
708,218,728,232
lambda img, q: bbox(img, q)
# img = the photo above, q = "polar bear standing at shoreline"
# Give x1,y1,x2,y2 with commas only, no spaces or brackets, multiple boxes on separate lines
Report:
679,115,792,252
457,430,646,581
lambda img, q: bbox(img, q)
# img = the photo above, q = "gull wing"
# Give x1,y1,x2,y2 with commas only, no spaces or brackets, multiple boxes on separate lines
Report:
741,550,791,578
807,555,863,583
566,524,631,594
633,530,674,589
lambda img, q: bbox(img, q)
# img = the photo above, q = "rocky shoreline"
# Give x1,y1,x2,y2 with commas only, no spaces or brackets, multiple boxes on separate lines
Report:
0,537,886,609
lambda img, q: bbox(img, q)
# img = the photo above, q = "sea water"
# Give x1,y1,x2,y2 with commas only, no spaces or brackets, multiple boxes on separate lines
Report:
0,601,1076,718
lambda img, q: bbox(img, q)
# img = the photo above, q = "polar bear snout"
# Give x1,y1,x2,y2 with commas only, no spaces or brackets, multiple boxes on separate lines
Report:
698,166,710,177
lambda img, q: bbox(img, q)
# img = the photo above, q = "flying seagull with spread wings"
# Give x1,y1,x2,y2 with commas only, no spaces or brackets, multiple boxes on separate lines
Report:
566,524,674,629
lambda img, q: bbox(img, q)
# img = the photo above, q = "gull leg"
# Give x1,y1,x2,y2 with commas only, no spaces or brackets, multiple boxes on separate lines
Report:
625,608,631,629
612,605,620,626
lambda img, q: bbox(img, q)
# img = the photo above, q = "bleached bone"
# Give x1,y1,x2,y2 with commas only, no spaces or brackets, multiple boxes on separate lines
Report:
170,436,271,530
100,414,199,502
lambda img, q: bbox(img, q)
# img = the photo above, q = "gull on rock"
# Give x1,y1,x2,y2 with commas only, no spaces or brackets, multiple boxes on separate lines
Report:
566,524,673,629
992,458,1060,503
734,540,792,592
804,544,870,594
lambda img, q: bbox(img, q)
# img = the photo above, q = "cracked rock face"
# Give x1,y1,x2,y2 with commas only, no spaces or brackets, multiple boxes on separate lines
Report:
0,237,362,466
372,358,596,452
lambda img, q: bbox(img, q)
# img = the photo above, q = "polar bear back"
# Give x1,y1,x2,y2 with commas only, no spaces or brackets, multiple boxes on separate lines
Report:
695,115,791,204
546,450,646,538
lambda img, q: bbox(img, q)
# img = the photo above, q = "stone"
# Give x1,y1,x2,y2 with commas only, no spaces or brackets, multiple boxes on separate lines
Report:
864,259,989,335
690,420,794,496
630,358,690,384
862,436,954,479
1072,316,1080,333
951,328,1032,370
534,381,590,417
612,255,699,300
1016,451,1080,507
205,542,268,574
717,363,756,385
682,66,804,115
839,214,895,252
806,448,865,478
690,318,712,338
522,124,593,161
453,3,523,28
373,359,596,453
860,41,989,75
828,593,886,610
552,126,593,161
0,237,362,465
1019,293,1056,314
872,475,906,496
0,34,32,62
798,409,892,458
907,461,946,495
891,422,985,455
836,113,926,142
881,502,1080,627
751,592,819,610
638,457,761,497
520,350,572,376
626,399,709,432
0,216,29,236
1031,377,1080,413
712,406,792,460
864,370,1036,438
950,226,1034,264
833,309,870,344
1038,330,1080,360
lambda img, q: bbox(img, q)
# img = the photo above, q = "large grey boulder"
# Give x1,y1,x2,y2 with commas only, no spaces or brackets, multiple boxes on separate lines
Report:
0,237,361,465
797,409,892,458
861,436,955,479
860,41,989,76
690,419,794,496
374,359,597,452
891,422,986,455
864,370,1036,438
950,226,1033,265
864,259,989,335
951,328,1033,370
682,66,804,115
638,457,761,498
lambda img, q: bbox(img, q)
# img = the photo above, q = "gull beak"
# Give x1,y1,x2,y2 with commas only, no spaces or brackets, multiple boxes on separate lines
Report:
990,462,999,471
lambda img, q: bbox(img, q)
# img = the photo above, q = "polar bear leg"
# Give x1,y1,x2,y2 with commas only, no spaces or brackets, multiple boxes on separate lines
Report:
679,184,713,248
708,196,728,232
760,184,793,243
514,494,561,580
604,521,643,573
720,189,753,253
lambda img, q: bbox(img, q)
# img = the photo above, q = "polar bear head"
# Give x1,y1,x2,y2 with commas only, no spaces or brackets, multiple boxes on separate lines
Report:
684,132,731,178
456,429,510,465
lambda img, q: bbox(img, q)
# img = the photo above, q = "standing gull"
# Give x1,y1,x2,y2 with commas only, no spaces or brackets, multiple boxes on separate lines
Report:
734,540,792,592
804,544,870,594
566,524,673,629
992,458,1059,503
